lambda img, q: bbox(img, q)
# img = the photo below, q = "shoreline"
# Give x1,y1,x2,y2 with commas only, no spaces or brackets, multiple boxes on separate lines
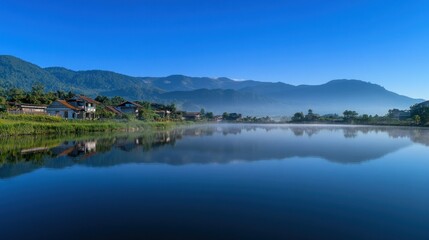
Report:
1,117,427,137
220,121,428,129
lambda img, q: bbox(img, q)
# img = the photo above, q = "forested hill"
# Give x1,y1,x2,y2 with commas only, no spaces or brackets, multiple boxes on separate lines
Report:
0,55,424,115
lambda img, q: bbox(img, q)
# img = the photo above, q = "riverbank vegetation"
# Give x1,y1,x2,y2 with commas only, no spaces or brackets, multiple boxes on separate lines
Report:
0,84,192,136
289,105,429,127
0,113,177,136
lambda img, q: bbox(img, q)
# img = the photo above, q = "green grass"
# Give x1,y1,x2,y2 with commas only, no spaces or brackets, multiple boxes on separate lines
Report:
0,114,64,122
0,114,179,136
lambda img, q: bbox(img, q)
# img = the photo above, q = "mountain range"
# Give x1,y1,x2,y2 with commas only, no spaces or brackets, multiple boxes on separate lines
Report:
0,55,424,115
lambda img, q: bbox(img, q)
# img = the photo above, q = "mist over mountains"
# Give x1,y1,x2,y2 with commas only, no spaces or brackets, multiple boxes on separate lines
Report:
0,55,423,116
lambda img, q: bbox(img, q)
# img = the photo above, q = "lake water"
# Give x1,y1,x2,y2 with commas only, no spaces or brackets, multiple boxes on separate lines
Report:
0,124,428,240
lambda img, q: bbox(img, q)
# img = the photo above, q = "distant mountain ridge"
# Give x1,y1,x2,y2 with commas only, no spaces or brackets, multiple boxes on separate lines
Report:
140,75,264,92
0,55,424,115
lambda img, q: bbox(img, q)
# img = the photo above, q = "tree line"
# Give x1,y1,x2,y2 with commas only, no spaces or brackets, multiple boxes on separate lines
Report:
291,105,429,126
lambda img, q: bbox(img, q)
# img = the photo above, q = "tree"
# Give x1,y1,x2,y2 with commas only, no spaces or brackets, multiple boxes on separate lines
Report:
110,96,126,106
410,104,429,125
205,112,214,119
31,83,45,96
343,110,358,120
0,96,6,113
96,106,116,119
292,112,305,122
222,112,228,120
95,96,110,104
138,108,158,121
413,115,421,125
166,104,176,113
305,109,319,121
7,88,26,102
221,112,242,121
361,114,370,122
67,91,75,99
228,113,242,121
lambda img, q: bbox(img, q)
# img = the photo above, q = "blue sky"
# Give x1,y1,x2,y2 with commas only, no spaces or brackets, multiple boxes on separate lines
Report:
1,0,428,99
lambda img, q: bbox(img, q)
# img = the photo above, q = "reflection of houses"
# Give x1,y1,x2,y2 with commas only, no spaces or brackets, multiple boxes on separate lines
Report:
115,136,138,152
47,95,99,120
80,141,97,152
7,102,47,115
20,147,49,154
51,140,97,158
116,101,142,116
183,112,201,121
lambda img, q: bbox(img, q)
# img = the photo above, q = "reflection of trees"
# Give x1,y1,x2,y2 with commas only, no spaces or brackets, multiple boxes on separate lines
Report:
1,124,429,180
0,129,188,168
289,126,323,137
343,128,358,139
291,128,304,136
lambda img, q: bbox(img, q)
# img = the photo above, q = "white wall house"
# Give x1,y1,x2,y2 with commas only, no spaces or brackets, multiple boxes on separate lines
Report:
66,95,99,120
46,100,80,120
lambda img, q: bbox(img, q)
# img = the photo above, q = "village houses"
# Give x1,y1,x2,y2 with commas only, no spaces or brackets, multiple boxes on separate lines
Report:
46,95,100,120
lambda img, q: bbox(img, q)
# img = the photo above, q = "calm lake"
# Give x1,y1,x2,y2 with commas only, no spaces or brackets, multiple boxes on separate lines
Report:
0,124,428,240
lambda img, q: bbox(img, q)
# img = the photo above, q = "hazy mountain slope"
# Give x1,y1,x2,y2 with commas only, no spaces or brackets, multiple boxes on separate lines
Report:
156,88,272,113
141,75,263,91
153,80,423,115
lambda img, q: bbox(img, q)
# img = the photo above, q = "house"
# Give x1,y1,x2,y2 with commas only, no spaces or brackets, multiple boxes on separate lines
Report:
155,110,171,119
116,101,142,116
46,100,81,119
46,95,99,120
183,112,201,121
7,102,47,115
104,106,124,118
66,95,100,120
213,115,223,122
388,109,411,120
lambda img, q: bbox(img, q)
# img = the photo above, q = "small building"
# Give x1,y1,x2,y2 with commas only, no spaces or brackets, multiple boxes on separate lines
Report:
213,115,223,122
183,112,201,121
46,100,81,119
155,110,171,119
7,102,47,115
66,95,100,120
389,109,411,120
116,101,142,116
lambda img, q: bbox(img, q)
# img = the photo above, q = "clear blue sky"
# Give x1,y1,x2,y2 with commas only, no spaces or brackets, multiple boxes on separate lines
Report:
1,0,428,99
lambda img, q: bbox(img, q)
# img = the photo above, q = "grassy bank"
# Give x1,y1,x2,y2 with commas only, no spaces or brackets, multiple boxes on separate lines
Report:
0,114,179,136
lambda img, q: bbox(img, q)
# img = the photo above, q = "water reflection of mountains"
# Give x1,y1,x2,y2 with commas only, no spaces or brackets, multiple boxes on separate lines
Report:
1,125,429,179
